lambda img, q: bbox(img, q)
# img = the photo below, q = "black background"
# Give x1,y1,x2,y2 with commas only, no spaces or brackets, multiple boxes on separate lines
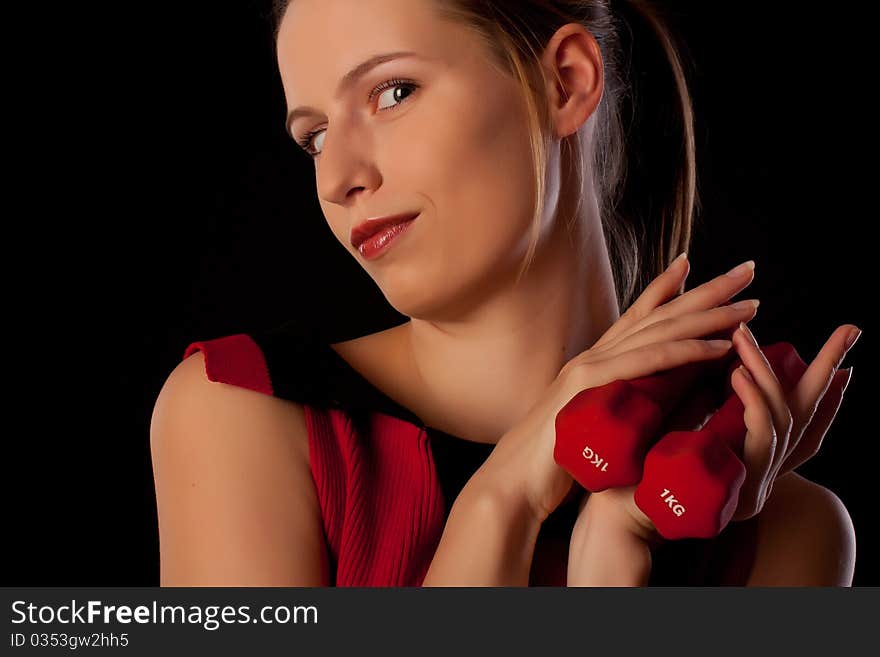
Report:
10,1,876,585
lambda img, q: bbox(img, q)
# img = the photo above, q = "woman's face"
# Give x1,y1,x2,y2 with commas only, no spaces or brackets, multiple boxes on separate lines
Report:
277,0,559,320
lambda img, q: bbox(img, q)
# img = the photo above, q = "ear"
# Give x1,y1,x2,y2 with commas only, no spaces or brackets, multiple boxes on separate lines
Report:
540,23,605,140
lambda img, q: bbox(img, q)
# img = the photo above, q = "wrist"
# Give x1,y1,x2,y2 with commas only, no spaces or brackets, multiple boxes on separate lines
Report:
461,466,545,534
424,474,543,586
588,487,666,549
568,490,655,586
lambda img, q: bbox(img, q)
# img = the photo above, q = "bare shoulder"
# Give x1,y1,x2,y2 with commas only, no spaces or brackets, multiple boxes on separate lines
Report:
150,350,329,586
723,472,856,586
153,350,312,464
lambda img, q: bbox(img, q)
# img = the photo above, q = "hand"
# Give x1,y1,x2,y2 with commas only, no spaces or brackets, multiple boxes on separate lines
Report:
473,255,760,524
724,321,859,519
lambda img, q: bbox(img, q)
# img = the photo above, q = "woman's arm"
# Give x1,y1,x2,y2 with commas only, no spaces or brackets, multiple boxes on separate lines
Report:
566,489,657,586
421,470,544,586
151,352,331,586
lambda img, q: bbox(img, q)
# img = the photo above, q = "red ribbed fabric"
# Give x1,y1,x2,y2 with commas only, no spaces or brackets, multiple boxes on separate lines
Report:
182,334,273,396
304,406,446,586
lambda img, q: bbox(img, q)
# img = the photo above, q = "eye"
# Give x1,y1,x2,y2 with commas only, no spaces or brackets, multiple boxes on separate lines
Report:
296,78,419,158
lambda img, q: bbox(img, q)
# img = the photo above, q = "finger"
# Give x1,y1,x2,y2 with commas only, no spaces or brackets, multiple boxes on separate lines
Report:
590,260,757,362
626,259,757,337
570,338,734,390
779,367,852,476
733,322,793,478
730,365,777,520
592,253,690,351
587,300,759,362
789,325,861,432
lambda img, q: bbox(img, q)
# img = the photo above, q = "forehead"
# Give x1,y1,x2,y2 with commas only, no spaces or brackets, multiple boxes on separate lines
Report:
276,0,462,91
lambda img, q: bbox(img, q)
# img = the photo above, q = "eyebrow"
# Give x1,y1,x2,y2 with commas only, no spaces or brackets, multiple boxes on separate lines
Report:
285,51,423,139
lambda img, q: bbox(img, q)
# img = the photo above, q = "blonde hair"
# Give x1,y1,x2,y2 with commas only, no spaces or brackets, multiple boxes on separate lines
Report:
271,0,698,312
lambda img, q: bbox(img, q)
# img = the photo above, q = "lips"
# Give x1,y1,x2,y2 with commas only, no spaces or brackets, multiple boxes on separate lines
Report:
350,212,419,250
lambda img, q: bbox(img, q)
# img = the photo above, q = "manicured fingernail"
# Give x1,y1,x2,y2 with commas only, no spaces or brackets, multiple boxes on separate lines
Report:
844,327,862,351
708,339,733,350
732,299,760,311
725,260,755,278
667,252,688,271
739,321,759,345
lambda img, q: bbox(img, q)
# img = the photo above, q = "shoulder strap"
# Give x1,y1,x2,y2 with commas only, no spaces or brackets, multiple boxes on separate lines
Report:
182,333,273,396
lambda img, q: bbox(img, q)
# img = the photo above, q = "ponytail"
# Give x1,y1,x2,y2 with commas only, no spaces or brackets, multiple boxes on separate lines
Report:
610,0,698,306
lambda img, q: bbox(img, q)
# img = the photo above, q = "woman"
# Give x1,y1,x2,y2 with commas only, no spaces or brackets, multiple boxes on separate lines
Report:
150,0,859,586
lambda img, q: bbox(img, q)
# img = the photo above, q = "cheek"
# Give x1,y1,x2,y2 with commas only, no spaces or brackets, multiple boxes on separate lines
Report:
399,82,538,273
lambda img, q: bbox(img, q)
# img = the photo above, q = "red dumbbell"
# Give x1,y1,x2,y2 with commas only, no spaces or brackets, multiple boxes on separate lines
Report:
554,355,736,491
633,342,808,539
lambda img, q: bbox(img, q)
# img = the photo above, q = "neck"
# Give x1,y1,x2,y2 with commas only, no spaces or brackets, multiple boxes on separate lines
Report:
404,199,620,443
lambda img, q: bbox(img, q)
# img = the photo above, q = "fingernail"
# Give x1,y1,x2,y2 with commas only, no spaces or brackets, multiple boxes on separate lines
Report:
732,299,760,311
844,327,862,351
708,339,733,350
739,321,759,346
667,252,688,272
737,365,754,382
725,260,755,278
